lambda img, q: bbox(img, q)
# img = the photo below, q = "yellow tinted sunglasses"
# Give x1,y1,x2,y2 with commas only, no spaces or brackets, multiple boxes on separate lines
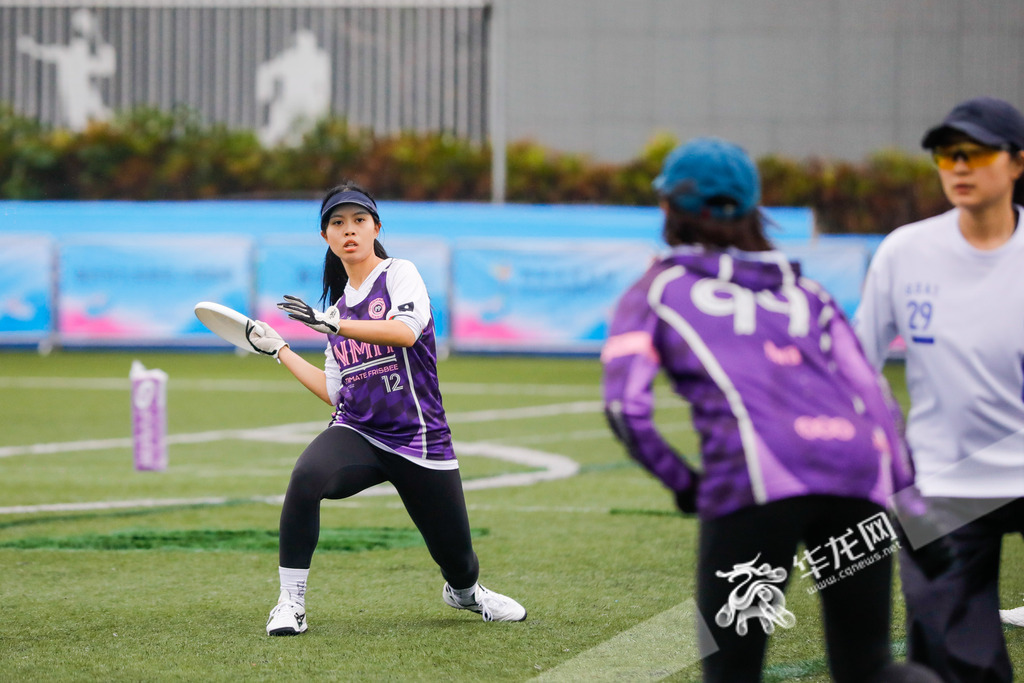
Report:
932,144,1011,170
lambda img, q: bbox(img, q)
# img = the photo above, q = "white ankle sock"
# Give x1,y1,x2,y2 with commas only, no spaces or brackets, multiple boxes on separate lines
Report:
279,567,309,606
450,582,479,605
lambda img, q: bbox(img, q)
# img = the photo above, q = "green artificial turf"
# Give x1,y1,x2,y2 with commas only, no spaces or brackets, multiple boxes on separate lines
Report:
0,350,1021,681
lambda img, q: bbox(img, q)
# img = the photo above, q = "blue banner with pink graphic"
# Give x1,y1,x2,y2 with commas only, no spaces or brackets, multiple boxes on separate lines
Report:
58,237,252,346
1,201,882,354
452,240,657,353
0,235,54,343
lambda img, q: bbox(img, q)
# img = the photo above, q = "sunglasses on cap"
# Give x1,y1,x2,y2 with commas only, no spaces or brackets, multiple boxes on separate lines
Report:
931,143,1013,171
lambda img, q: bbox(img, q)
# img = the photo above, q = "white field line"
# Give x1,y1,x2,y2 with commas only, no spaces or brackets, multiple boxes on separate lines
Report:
0,414,692,458
0,440,578,515
315,440,580,499
0,376,599,396
0,397,591,514
0,401,606,459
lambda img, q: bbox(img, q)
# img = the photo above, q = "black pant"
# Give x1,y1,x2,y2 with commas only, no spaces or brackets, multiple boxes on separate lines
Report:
278,426,479,589
698,496,895,683
901,496,1024,683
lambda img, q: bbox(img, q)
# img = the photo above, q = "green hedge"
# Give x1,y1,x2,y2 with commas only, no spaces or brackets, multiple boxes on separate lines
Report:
0,106,948,234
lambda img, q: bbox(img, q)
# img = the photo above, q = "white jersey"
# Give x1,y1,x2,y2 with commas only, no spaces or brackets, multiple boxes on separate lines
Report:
854,207,1024,498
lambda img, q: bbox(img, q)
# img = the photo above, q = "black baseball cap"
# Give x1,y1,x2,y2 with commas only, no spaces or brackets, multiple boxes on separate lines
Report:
320,189,379,222
921,96,1024,150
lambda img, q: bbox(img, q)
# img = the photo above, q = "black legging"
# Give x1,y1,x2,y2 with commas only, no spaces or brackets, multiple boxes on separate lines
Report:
278,425,479,589
698,495,896,683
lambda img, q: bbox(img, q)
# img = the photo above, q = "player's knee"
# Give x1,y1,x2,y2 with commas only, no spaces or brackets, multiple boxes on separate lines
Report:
285,463,326,502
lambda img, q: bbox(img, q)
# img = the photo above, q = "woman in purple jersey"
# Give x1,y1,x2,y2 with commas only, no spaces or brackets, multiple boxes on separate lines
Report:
245,181,526,635
601,138,941,683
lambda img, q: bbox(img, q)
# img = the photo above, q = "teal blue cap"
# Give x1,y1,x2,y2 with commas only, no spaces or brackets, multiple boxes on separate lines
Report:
653,137,760,219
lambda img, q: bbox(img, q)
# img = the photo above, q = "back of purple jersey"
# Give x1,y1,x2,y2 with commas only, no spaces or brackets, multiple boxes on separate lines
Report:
602,248,914,519
328,267,454,461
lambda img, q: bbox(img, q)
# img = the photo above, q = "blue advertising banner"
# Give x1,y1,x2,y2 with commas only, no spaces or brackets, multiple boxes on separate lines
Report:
453,240,656,353
255,237,451,351
389,238,451,350
0,201,832,353
58,236,253,346
254,237,326,349
782,242,871,320
0,236,53,343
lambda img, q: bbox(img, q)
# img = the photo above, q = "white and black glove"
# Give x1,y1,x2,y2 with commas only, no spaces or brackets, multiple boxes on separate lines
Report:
246,320,288,360
277,295,341,334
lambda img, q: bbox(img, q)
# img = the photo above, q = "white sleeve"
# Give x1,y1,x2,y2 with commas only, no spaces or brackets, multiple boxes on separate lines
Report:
852,239,899,371
385,259,432,338
324,344,342,405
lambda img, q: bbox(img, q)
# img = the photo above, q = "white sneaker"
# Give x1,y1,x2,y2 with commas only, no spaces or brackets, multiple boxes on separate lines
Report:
442,582,527,622
266,589,308,636
1000,606,1024,627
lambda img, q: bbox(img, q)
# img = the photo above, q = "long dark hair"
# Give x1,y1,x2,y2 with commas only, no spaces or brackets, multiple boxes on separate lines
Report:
319,181,389,307
662,205,773,252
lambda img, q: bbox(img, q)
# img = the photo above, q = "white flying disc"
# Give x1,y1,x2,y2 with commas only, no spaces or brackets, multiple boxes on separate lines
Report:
194,301,263,354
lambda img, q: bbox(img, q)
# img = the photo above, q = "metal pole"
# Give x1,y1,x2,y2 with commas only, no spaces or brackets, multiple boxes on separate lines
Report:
487,0,506,204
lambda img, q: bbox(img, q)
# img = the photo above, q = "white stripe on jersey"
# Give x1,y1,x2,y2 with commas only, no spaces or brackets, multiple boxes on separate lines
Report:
401,346,429,459
647,265,768,504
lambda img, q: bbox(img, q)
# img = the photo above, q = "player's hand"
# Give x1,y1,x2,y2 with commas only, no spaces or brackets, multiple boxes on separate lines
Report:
246,320,288,360
673,474,700,514
277,295,340,334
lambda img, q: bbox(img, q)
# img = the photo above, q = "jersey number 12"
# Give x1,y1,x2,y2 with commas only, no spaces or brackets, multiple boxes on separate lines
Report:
382,373,404,393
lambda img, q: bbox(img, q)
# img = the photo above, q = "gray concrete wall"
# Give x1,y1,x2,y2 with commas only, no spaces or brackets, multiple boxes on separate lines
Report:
3,0,1021,163
504,0,1024,161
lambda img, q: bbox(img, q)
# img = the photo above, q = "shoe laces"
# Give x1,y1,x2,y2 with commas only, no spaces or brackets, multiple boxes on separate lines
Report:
476,587,504,622
270,599,302,619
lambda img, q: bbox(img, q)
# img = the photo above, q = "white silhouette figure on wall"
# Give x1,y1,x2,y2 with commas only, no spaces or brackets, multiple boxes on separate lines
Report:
256,30,332,147
17,10,116,131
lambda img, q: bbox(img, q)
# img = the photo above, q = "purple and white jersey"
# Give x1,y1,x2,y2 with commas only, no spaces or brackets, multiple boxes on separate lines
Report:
602,246,915,520
324,258,455,468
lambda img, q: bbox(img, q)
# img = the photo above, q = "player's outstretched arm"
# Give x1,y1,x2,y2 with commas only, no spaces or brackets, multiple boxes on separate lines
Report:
246,319,331,404
277,347,331,404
